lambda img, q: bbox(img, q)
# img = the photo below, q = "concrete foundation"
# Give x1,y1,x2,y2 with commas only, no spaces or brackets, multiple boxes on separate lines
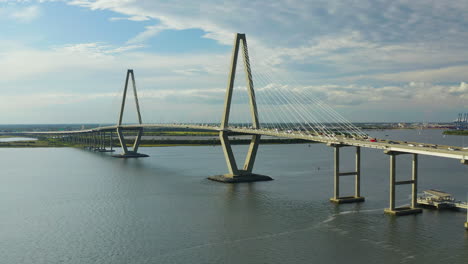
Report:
208,174,273,183
112,152,149,158
384,207,422,216
329,145,364,204
330,196,365,204
96,149,115,153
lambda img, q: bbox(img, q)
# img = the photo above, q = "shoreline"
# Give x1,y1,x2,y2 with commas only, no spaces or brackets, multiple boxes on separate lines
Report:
0,138,313,148
1,127,465,148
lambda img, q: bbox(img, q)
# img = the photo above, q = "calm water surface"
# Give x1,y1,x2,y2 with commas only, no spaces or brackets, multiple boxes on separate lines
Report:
0,137,37,142
1,129,467,264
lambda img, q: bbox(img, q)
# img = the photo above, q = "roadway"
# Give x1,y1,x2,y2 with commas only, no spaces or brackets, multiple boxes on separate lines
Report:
6,124,468,162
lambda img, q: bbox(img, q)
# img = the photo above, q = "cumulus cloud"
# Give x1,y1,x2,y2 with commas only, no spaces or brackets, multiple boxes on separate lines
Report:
8,5,41,22
448,82,468,97
63,0,468,86
127,24,168,44
1,0,468,122
253,82,467,108
109,15,149,22
56,42,145,57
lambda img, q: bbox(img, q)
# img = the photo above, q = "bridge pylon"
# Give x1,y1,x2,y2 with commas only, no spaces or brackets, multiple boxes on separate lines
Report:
112,69,148,158
208,33,272,183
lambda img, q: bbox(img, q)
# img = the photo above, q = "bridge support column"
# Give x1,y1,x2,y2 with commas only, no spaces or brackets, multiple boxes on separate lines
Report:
329,144,365,204
100,132,104,150
95,132,101,151
209,132,271,183
384,151,422,216
93,133,97,148
93,133,97,150
94,132,100,151
85,133,90,149
88,133,93,149
113,127,147,158
208,33,271,183
112,69,148,158
462,160,468,229
109,131,114,152
96,132,115,152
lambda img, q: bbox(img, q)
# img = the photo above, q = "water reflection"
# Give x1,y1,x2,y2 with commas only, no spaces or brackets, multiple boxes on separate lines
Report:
0,129,466,264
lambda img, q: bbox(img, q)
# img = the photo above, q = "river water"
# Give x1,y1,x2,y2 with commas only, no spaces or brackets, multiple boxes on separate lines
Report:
0,137,37,142
1,129,467,264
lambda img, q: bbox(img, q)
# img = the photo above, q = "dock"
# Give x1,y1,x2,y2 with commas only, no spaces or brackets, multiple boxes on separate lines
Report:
417,189,467,210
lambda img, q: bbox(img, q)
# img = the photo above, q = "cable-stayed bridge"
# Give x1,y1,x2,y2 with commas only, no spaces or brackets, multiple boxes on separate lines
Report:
9,34,468,225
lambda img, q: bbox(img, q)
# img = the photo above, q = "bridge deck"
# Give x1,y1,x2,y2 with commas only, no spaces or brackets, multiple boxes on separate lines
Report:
7,124,468,161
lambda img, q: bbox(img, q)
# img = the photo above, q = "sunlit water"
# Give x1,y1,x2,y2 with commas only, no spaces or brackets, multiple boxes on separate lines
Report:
0,129,467,264
0,137,37,142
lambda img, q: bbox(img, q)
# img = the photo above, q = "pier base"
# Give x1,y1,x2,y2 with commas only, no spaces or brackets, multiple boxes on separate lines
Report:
208,174,273,183
112,152,149,158
97,149,115,153
329,145,364,204
330,196,365,204
384,207,422,216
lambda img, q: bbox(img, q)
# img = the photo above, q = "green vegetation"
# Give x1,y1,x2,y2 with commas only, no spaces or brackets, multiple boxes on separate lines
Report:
0,138,70,148
443,130,468,136
0,133,313,148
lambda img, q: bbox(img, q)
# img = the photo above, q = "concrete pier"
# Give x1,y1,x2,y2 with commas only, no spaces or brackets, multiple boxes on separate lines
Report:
329,144,365,204
208,173,272,183
330,196,365,204
97,149,115,153
112,151,148,158
384,207,423,216
384,151,422,216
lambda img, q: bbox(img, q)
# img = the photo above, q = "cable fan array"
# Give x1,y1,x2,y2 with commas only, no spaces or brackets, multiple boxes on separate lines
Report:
224,39,367,140
101,38,368,142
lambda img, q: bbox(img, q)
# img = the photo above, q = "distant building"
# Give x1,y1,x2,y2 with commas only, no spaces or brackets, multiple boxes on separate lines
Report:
455,113,468,130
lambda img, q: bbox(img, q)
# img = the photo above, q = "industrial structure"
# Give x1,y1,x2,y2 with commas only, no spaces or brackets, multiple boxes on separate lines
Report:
455,113,468,130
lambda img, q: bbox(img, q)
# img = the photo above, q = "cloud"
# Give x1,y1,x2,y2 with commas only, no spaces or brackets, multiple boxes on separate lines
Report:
127,24,167,44
357,65,468,83
448,82,468,97
254,82,467,107
109,15,149,22
66,0,468,85
2,0,468,122
0,41,230,99
56,42,145,56
10,5,41,22
66,1,468,46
